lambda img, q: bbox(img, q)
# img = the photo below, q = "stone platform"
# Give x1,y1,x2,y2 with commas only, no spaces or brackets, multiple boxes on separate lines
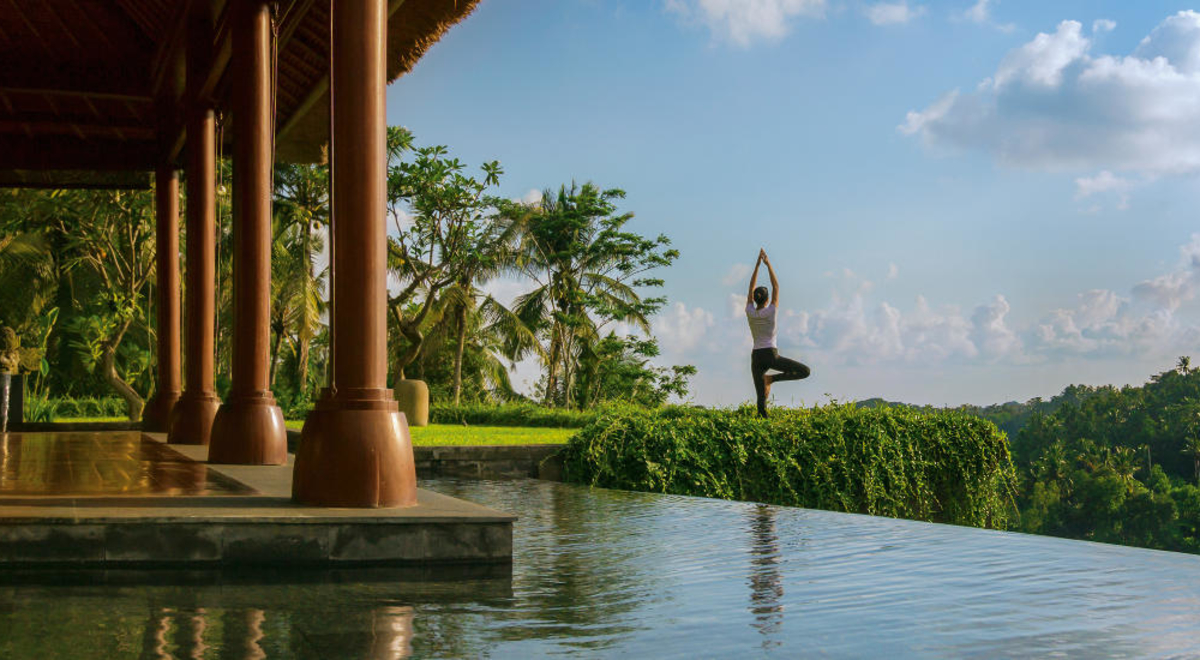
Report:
0,431,514,567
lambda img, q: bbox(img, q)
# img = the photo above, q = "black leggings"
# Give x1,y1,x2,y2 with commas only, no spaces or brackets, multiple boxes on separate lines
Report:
751,348,810,418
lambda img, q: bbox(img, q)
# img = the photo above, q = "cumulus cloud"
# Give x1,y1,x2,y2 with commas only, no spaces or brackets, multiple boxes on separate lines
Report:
681,235,1200,370
902,12,1200,181
865,1,925,26
1093,19,1116,34
653,301,716,354
665,0,826,47
887,262,899,279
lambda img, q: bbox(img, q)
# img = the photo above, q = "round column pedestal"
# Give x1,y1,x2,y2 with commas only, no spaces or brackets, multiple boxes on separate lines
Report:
292,389,418,508
142,390,182,433
209,391,287,465
167,392,222,446
394,379,429,427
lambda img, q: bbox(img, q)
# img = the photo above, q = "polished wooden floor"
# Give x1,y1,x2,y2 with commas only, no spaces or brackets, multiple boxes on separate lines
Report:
0,432,254,497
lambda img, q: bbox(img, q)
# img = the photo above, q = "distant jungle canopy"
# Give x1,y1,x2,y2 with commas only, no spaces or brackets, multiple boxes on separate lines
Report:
0,127,693,421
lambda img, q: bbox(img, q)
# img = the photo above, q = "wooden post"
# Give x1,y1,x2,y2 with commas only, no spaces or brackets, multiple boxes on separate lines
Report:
208,0,286,465
168,17,222,445
292,0,417,506
143,165,182,432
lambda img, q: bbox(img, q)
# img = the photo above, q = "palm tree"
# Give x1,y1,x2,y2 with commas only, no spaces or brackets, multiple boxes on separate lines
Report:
273,163,330,395
441,216,524,404
1183,435,1200,485
500,183,677,407
268,218,327,389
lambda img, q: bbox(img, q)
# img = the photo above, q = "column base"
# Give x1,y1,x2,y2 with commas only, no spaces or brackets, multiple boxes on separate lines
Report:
142,390,182,432
208,391,287,465
292,389,418,508
166,391,222,446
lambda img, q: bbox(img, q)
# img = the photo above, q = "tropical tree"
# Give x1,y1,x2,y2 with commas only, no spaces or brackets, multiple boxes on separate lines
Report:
271,162,330,396
51,190,157,420
572,333,695,408
497,183,678,407
384,127,502,382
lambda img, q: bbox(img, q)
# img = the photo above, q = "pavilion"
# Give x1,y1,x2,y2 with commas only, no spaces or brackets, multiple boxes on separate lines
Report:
0,0,481,508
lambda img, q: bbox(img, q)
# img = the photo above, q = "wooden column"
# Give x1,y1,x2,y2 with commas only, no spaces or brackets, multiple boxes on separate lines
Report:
168,18,222,445
143,165,183,432
292,0,417,506
209,0,286,465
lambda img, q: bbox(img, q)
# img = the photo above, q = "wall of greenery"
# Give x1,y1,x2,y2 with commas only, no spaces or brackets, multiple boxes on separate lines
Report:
562,404,1019,529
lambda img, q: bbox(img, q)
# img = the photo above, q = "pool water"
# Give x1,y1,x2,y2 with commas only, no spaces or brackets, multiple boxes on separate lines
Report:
2,477,1199,658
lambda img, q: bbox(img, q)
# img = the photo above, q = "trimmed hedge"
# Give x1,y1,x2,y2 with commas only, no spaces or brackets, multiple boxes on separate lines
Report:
430,402,597,428
562,404,1019,529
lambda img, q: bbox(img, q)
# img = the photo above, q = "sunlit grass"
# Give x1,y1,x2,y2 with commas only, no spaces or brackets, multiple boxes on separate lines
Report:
283,420,575,446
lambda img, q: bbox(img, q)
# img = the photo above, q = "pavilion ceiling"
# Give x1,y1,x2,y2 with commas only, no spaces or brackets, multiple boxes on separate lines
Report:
0,0,482,188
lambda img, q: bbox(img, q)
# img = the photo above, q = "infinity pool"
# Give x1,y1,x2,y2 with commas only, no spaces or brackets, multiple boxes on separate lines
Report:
2,478,1199,658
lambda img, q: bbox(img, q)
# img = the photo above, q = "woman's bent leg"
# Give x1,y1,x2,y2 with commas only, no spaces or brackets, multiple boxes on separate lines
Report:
768,353,810,383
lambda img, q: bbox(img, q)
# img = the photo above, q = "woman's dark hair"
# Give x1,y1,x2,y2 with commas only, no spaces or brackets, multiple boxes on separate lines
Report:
753,286,769,306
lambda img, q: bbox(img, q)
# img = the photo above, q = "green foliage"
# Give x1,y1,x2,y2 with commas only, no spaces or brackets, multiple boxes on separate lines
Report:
497,182,681,408
430,402,598,428
562,404,1019,529
45,396,126,419
1009,358,1200,553
572,333,695,408
386,127,506,380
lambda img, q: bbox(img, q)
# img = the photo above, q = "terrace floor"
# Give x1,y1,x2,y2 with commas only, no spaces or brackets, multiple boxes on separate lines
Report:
0,431,514,567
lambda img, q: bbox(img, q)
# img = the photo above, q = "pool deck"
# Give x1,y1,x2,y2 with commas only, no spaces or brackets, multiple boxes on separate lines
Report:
0,431,515,567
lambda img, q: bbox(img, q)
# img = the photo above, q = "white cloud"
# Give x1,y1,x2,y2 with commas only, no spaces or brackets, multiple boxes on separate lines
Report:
1093,19,1116,34
693,236,1200,370
1074,170,1132,210
865,1,925,26
519,189,543,205
959,0,1014,33
903,13,1200,182
653,301,716,354
970,295,1023,360
963,0,990,24
887,262,899,280
665,0,826,47
722,263,752,286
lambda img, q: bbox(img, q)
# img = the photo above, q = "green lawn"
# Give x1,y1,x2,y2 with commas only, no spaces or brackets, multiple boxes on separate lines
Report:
283,420,575,446
46,417,572,446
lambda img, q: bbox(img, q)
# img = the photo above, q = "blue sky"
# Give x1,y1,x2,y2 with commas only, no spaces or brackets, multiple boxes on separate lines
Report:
386,1,1200,407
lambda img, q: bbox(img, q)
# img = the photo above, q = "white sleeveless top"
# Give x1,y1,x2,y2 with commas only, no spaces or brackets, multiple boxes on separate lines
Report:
746,303,777,350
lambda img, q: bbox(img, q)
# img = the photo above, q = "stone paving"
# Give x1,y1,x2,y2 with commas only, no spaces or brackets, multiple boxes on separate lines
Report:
0,431,514,567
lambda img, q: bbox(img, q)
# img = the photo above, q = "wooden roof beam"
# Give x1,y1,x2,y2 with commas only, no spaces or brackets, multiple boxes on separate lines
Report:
0,135,158,171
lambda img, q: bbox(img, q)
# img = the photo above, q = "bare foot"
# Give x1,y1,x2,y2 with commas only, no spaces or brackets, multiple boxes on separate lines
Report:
763,374,773,399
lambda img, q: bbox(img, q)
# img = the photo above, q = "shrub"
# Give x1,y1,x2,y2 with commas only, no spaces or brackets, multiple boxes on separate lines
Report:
430,402,599,428
44,396,125,419
562,404,1019,529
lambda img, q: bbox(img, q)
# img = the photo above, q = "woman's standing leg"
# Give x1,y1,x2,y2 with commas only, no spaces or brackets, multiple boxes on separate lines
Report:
751,350,771,418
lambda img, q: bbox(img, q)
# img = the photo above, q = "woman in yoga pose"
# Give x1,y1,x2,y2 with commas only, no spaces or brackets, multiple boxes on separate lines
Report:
747,249,809,418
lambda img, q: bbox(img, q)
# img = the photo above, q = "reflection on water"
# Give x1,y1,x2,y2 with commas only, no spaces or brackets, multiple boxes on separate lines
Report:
747,505,783,646
0,432,253,496
2,478,1200,658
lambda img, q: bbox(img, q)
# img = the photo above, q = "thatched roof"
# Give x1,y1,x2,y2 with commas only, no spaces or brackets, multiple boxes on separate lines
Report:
0,0,483,188
276,0,483,163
